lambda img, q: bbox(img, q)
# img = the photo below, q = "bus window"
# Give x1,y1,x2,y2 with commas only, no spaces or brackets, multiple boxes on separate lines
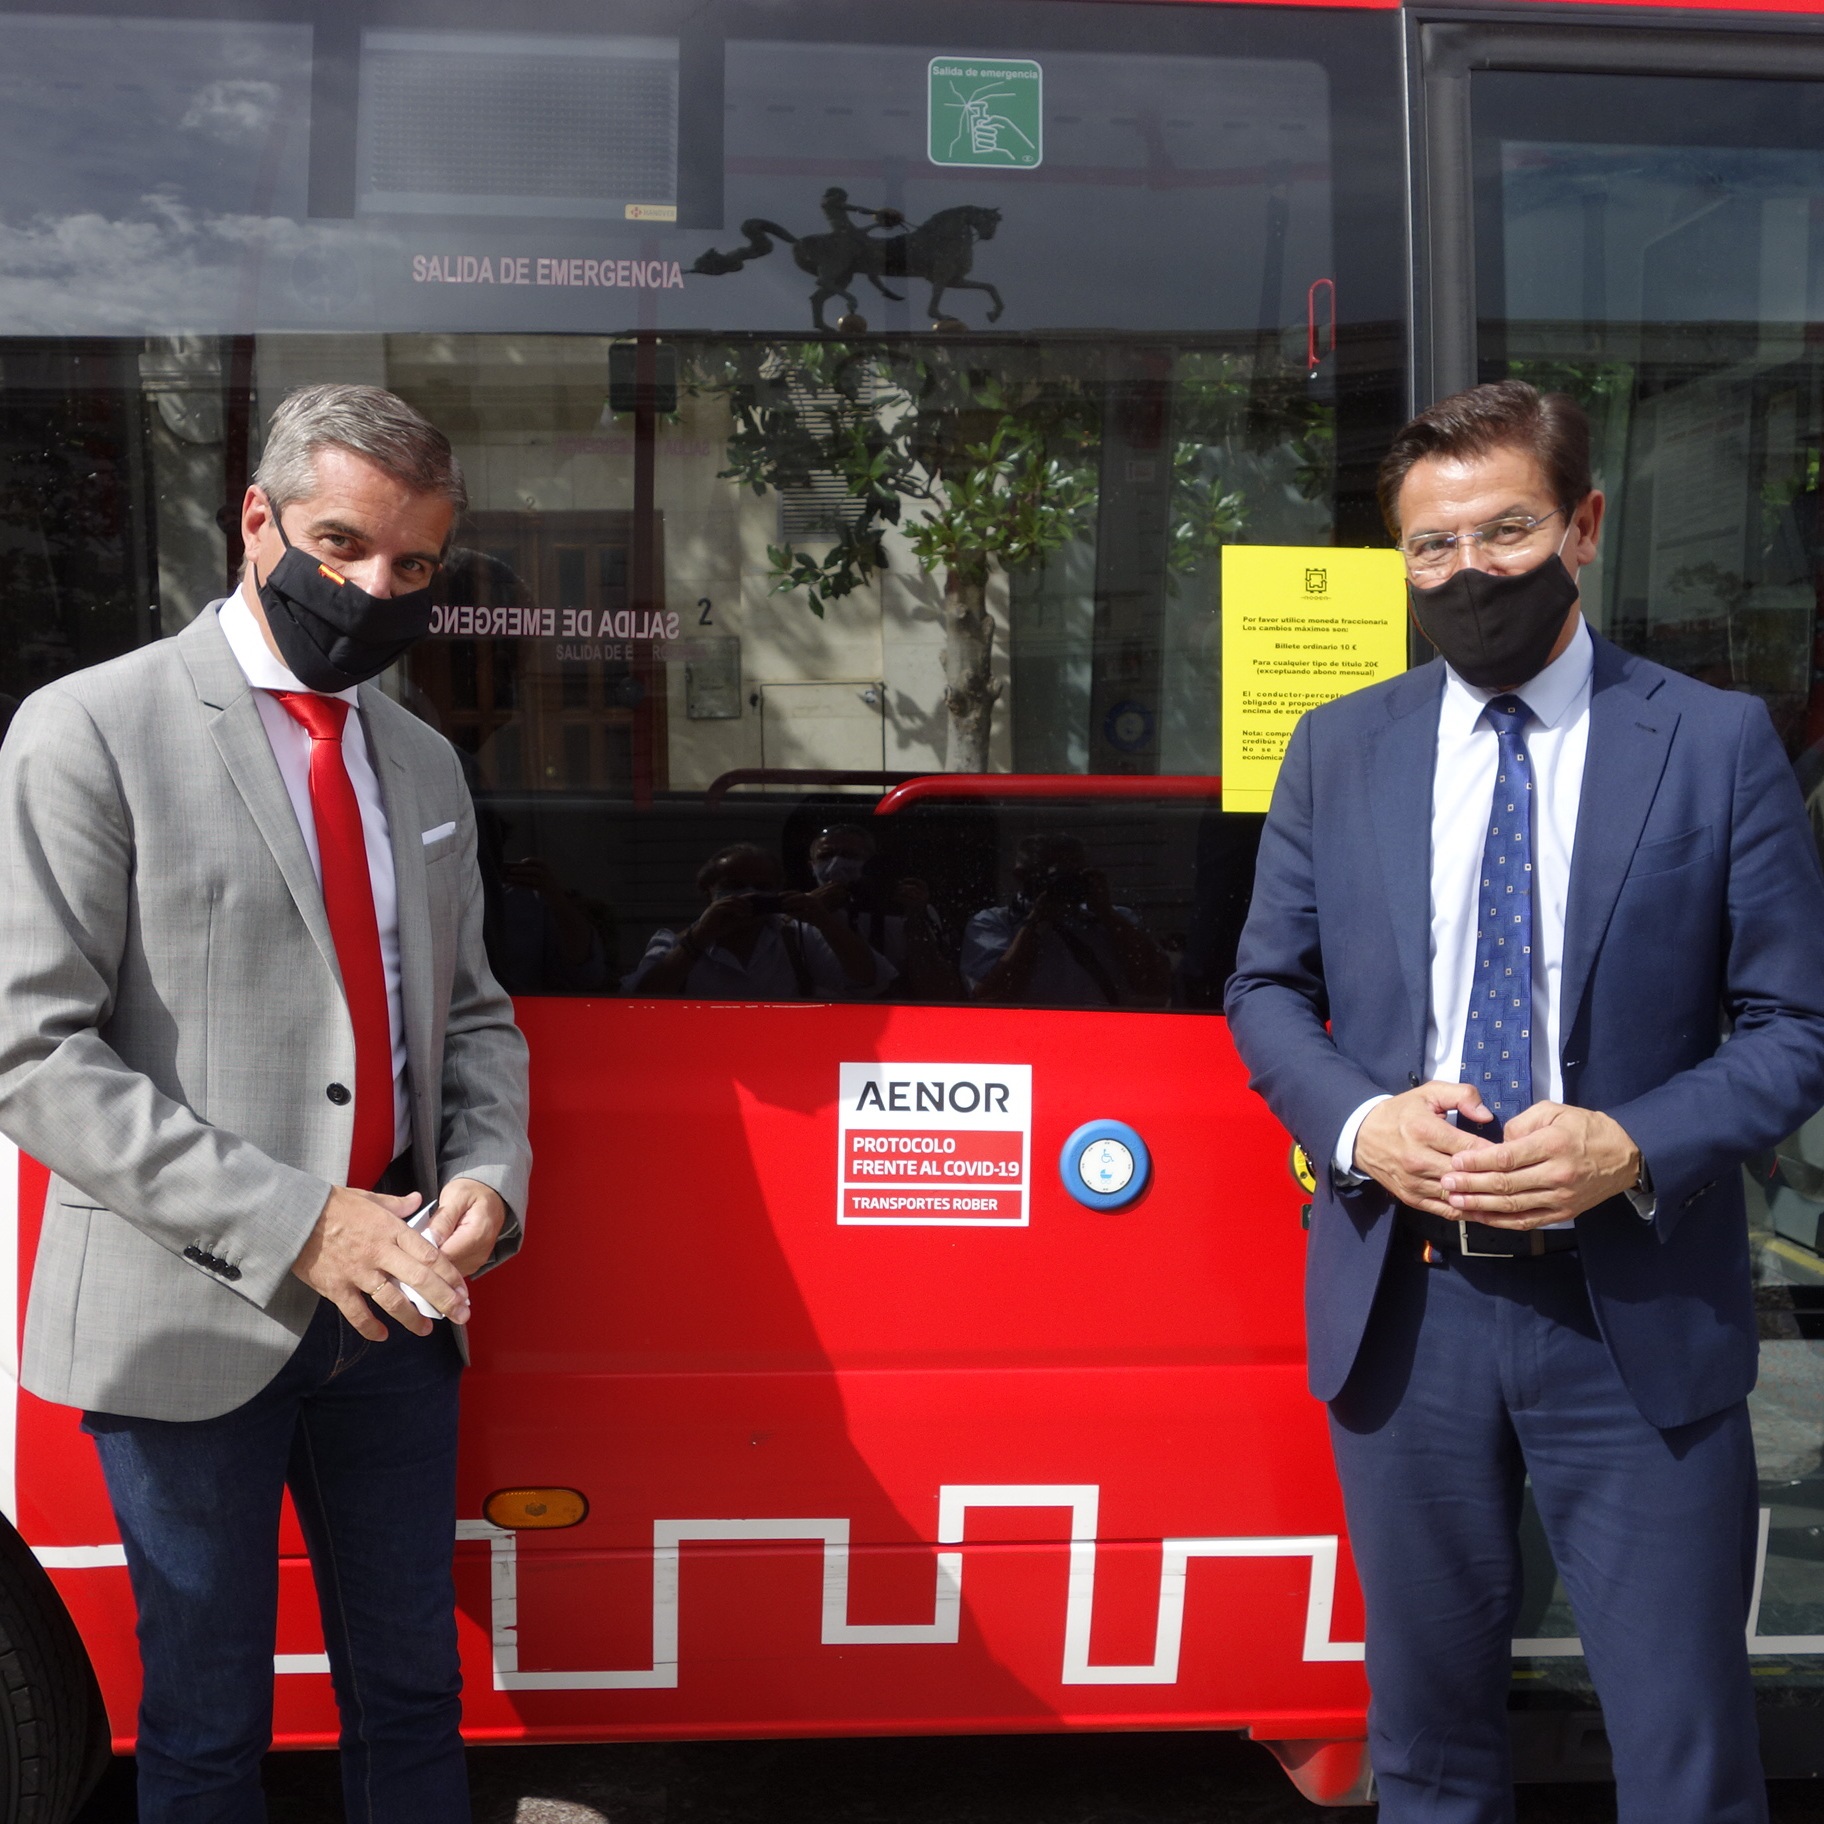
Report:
1471,62,1824,1694
364,8,1403,1008
0,0,1405,1014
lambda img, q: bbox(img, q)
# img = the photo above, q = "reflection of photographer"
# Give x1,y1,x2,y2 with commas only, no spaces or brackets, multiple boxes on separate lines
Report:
963,834,1170,1008
496,855,611,993
624,842,895,1000
806,824,962,1002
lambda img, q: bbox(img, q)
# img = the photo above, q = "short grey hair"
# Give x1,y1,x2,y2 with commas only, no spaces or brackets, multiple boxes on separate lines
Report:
253,383,468,531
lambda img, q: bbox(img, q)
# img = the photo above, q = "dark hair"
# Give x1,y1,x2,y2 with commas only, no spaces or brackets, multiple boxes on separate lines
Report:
1015,833,1088,871
1377,381,1591,536
696,842,781,893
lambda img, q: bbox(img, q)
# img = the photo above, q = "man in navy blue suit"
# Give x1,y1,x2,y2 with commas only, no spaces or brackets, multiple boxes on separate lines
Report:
1225,381,1824,1823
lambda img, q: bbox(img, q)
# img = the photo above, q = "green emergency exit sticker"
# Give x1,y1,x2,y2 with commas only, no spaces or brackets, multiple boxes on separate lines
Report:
928,58,1042,169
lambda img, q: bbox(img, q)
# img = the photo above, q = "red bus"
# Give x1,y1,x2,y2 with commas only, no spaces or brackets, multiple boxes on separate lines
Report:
1,0,1822,1814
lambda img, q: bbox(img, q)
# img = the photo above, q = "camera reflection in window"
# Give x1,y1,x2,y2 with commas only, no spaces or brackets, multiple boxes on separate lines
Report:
962,834,1170,1008
624,841,896,1001
805,823,963,1002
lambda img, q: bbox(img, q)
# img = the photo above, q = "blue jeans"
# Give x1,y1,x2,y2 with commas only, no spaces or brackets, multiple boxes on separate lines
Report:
1329,1238,1765,1824
85,1297,468,1824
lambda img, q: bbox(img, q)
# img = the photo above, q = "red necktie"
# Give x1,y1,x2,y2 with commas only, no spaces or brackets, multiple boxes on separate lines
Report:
270,691,395,1192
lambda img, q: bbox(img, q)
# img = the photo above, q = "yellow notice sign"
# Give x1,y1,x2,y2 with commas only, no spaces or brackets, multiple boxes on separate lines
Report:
1221,546,1408,813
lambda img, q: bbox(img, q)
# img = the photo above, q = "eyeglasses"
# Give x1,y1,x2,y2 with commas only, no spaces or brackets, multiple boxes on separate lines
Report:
1400,507,1565,578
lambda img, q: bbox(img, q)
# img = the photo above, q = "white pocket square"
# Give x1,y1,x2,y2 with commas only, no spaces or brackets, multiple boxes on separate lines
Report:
421,821,457,846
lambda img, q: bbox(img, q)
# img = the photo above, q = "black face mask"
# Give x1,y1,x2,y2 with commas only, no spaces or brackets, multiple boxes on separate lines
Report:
1407,549,1579,690
254,510,439,692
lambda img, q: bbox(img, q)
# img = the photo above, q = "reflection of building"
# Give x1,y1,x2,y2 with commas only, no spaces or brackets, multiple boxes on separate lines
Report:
408,510,669,799
100,332,1337,793
0,343,156,703
381,337,1001,789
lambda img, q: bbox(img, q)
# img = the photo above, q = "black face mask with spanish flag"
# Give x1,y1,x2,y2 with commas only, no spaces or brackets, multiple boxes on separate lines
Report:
254,506,439,693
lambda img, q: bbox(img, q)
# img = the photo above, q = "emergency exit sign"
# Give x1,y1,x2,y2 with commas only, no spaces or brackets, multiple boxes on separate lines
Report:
838,1062,1032,1226
927,58,1042,170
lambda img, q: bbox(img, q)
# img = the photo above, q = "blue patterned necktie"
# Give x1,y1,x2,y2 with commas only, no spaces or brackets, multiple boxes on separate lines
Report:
1459,694,1535,1142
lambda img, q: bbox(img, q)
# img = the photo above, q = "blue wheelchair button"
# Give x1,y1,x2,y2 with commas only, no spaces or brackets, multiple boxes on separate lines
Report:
1059,1120,1151,1210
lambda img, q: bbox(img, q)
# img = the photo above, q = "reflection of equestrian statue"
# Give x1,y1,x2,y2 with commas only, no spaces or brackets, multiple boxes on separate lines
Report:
692,187,1005,331
691,188,902,331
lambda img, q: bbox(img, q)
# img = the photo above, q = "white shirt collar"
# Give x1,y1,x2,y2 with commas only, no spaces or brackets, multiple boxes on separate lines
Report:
1440,614,1593,736
217,580,359,704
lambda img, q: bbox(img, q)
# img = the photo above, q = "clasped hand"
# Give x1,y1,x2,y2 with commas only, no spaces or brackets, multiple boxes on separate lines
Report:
291,1176,508,1339
1352,1082,1642,1231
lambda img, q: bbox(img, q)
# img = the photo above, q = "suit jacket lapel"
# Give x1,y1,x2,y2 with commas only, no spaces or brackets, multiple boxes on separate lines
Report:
1560,634,1677,1043
179,608,343,988
362,689,436,1162
1369,660,1446,1065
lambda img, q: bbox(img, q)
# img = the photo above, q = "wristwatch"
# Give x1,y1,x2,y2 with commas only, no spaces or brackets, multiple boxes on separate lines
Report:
1626,1152,1656,1220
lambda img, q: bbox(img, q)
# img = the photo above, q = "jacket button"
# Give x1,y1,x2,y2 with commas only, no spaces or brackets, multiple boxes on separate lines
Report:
326,1083,351,1105
183,1246,205,1264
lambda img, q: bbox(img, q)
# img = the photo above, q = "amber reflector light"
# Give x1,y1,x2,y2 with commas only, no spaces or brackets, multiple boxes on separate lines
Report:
484,1487,589,1530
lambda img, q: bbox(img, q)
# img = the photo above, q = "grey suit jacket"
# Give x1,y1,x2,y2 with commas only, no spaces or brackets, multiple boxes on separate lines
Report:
0,605,532,1420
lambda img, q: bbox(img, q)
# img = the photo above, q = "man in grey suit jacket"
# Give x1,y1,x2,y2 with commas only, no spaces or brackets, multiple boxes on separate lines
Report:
0,384,532,1823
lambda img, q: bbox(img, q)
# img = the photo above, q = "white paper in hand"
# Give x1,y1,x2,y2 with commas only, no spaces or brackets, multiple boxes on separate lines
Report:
400,1201,442,1320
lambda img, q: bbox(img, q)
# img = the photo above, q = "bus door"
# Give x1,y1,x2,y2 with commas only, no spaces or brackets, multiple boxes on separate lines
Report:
0,0,1404,1800
1417,10,1824,1774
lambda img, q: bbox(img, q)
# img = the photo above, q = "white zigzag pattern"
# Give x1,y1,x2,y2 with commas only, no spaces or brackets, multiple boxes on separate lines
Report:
455,1482,1365,1691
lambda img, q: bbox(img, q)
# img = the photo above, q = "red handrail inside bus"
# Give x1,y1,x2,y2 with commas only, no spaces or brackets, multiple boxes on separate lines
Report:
704,768,923,807
1307,277,1335,374
873,774,1223,816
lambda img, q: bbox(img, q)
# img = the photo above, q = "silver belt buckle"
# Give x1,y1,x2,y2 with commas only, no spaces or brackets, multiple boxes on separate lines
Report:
1458,1219,1513,1259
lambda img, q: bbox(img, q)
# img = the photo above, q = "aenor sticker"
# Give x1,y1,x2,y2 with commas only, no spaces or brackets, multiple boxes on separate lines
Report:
838,1063,1032,1226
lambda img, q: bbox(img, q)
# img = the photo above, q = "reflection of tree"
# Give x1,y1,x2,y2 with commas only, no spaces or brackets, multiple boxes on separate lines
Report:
1665,561,1747,617
697,341,1094,772
1168,352,1331,579
694,342,1332,772
1504,358,1635,416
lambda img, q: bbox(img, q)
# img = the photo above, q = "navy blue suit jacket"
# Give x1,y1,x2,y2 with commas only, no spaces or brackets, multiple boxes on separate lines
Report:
1225,631,1824,1429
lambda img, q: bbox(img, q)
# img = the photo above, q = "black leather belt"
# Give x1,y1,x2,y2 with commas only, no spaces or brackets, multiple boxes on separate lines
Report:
1399,1207,1578,1261
373,1146,418,1198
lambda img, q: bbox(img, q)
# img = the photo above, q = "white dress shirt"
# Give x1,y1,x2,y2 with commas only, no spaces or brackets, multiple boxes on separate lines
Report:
1334,619,1647,1220
219,587,412,1159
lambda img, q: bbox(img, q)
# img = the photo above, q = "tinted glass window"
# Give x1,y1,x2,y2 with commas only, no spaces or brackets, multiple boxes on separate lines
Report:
1475,70,1824,750
1473,61,1824,1693
0,0,1404,1009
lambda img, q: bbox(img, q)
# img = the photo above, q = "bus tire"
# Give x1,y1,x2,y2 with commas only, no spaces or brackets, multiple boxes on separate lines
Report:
0,1516,110,1824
